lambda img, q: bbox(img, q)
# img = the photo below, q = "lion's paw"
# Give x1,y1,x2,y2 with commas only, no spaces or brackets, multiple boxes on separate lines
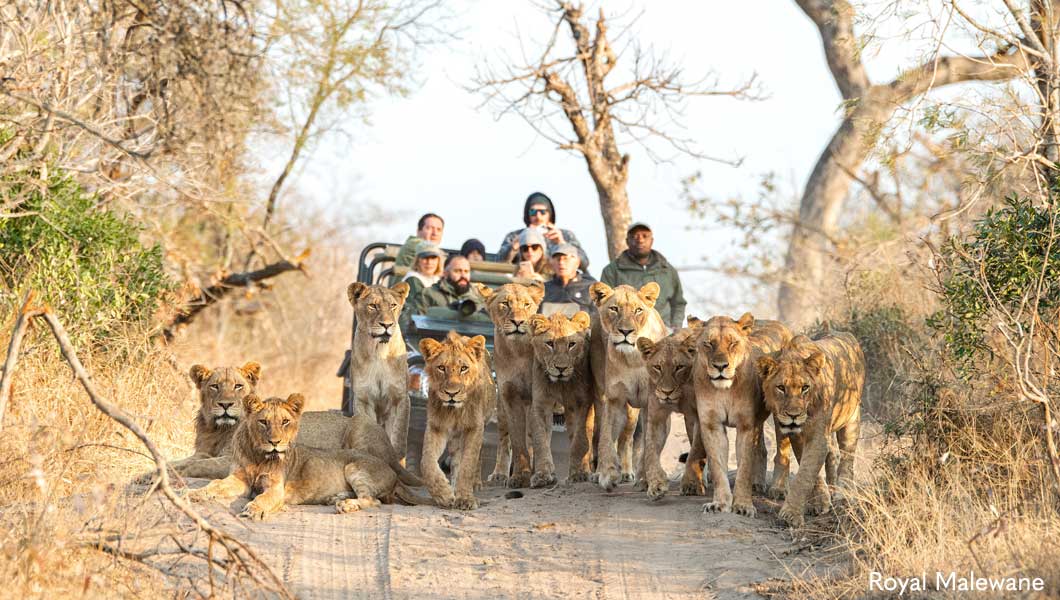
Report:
619,472,636,484
777,502,805,528
530,471,556,488
808,492,832,516
701,499,733,513
186,487,216,503
767,484,787,500
566,471,591,484
453,495,479,511
647,479,668,501
732,499,757,518
507,472,531,489
597,468,619,492
486,473,509,487
680,479,705,496
336,497,380,513
588,472,600,484
752,482,769,494
239,501,271,521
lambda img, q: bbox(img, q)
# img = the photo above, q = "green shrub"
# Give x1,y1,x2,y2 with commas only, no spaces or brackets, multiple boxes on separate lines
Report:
0,170,171,342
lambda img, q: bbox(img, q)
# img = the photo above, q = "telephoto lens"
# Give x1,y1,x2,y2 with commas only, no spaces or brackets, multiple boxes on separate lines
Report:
457,298,477,317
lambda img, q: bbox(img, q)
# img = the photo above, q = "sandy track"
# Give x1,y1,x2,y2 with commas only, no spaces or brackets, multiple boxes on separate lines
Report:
187,414,834,599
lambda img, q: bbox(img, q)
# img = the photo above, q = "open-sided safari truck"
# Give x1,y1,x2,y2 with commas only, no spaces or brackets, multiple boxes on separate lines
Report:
337,242,537,415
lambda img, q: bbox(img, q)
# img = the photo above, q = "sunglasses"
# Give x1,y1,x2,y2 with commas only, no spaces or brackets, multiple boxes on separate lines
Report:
528,208,550,216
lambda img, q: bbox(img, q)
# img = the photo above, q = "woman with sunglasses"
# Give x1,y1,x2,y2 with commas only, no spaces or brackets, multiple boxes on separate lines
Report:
496,191,590,270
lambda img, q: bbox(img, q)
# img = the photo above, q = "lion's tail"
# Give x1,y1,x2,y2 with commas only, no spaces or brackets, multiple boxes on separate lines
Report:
391,461,424,487
393,483,434,506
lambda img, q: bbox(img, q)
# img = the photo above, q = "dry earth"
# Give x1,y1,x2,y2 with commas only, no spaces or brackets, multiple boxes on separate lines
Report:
182,409,881,599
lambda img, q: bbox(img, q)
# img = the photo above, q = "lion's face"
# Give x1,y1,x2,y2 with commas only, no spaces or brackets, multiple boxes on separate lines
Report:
348,282,410,344
189,362,261,428
419,332,487,409
589,282,660,355
757,336,825,435
695,313,755,389
638,332,697,405
528,311,591,382
478,283,545,338
242,393,305,460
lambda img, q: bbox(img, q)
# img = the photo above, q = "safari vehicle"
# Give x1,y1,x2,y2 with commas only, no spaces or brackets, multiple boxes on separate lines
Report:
337,241,537,415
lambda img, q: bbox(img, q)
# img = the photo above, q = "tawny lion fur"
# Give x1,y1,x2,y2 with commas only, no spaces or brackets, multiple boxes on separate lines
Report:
188,394,430,520
757,332,864,528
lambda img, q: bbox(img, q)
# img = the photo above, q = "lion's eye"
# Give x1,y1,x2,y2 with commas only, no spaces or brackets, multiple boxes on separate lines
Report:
524,302,531,309
390,303,398,310
634,307,643,315
568,341,576,350
776,385,785,394
500,302,509,310
652,365,661,373
544,340,554,349
437,365,446,373
801,384,810,394
460,365,469,374
258,419,268,428
282,418,290,426
675,365,685,373
234,383,244,391
609,306,618,313
702,342,713,351
209,384,220,391
369,303,379,311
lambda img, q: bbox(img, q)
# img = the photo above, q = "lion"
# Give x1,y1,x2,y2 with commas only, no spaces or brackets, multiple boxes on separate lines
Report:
527,311,596,486
588,282,668,492
188,393,430,520
693,313,792,517
477,282,542,488
757,332,864,527
418,332,497,509
346,281,412,462
636,327,707,500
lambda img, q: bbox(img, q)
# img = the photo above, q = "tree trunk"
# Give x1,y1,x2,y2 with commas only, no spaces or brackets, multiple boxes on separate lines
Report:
591,173,632,260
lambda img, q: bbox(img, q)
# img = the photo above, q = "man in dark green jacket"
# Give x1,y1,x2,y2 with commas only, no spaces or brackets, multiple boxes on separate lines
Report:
600,222,687,329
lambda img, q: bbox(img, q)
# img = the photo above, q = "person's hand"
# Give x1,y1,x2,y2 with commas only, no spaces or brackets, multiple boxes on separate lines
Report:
543,223,564,244
515,261,535,279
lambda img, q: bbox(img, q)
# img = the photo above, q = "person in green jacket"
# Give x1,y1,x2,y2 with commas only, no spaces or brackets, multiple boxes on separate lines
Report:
401,255,486,332
600,222,687,330
390,213,445,285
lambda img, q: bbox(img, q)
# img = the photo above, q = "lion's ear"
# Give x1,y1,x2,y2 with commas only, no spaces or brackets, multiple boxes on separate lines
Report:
285,393,305,415
571,311,591,330
686,315,703,329
239,361,262,386
636,337,657,359
347,282,369,306
589,282,614,306
419,338,443,361
679,335,698,357
527,282,545,305
804,349,825,377
467,335,487,360
242,393,265,414
637,282,660,308
528,314,550,336
756,355,778,381
391,282,410,303
736,312,755,334
475,283,494,303
189,365,212,386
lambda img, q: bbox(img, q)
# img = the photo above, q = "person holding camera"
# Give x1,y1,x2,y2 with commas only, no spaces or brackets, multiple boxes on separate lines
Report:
401,254,485,331
512,228,554,282
497,192,590,270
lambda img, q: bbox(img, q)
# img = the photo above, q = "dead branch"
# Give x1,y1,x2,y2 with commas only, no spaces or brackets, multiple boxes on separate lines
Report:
162,250,311,342
1,297,294,598
0,292,45,432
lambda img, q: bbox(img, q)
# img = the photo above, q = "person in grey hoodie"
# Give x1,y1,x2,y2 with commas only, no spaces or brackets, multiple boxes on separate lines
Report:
600,222,686,329
497,192,590,270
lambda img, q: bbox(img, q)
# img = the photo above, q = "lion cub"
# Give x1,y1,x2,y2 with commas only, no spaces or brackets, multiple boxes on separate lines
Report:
637,328,707,500
757,332,864,527
527,312,596,486
188,393,428,519
419,332,496,510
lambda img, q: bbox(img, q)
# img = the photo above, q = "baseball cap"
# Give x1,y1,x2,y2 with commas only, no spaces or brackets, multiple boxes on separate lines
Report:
518,228,546,248
551,242,578,257
416,244,445,258
627,222,652,234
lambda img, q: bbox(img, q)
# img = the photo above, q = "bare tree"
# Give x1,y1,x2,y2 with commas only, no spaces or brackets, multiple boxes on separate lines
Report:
777,0,1052,329
474,2,757,260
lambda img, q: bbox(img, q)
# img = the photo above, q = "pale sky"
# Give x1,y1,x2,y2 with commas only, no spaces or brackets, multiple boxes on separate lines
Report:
267,0,957,319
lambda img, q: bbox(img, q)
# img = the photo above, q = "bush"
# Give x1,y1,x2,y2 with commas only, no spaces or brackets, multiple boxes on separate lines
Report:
0,170,171,342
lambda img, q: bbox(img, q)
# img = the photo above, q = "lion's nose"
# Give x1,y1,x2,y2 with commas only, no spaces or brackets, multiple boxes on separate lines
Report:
713,361,728,370
379,322,393,331
618,328,634,337
218,402,233,411
269,439,281,446
445,391,458,400
511,319,524,328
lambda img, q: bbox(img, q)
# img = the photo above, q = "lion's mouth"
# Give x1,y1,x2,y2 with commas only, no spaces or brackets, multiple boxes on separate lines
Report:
214,415,238,426
264,449,286,460
372,333,392,343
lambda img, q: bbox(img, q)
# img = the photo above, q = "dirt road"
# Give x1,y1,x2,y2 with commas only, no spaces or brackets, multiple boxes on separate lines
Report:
187,413,836,599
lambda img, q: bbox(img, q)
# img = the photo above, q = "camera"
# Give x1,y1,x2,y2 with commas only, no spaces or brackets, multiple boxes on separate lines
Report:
452,298,479,317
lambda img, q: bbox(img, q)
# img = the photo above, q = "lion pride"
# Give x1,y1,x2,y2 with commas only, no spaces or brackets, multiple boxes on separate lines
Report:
757,332,864,527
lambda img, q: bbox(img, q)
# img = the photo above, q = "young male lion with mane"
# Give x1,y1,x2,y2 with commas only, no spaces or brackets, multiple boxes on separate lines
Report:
757,332,864,527
418,332,498,509
188,393,429,519
693,313,792,517
527,311,596,486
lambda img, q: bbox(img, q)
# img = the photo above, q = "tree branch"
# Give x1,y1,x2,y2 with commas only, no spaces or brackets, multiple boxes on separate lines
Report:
794,0,872,99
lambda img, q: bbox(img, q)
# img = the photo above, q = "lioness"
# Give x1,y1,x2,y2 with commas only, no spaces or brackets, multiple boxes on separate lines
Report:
588,282,668,491
757,332,864,527
637,327,707,500
166,362,261,480
527,312,596,485
478,282,542,488
694,313,791,517
188,393,429,519
419,332,497,509
346,282,412,461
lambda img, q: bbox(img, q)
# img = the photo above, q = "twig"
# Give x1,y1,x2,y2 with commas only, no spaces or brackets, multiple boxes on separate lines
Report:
0,291,45,432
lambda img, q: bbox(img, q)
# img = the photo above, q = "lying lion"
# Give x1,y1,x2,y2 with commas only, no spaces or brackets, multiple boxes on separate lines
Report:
188,393,429,519
757,332,864,527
